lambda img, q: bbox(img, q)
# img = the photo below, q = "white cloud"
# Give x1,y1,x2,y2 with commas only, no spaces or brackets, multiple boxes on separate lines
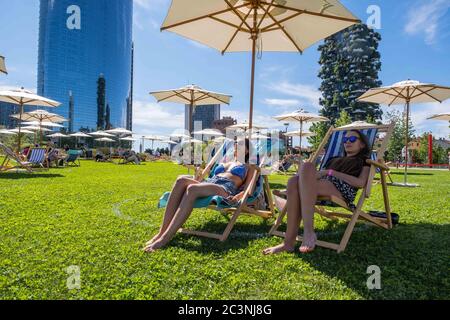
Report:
265,81,322,109
132,100,185,136
263,98,300,107
382,101,450,138
404,0,450,44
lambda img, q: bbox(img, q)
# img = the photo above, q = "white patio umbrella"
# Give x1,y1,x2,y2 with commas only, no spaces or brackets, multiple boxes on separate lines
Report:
47,133,69,148
22,121,64,128
170,133,192,140
0,55,7,74
162,140,178,145
106,128,133,135
0,129,16,135
70,132,91,148
357,80,450,186
120,137,138,142
8,128,35,134
337,121,378,129
274,109,328,152
95,137,115,148
161,0,358,130
90,131,115,137
0,89,60,150
285,130,316,137
193,128,224,141
228,121,267,131
143,135,163,151
427,113,450,121
150,84,232,135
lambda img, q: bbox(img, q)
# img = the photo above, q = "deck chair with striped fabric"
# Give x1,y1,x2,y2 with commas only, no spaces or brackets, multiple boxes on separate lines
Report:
269,123,395,253
0,142,34,173
158,138,275,242
27,148,49,170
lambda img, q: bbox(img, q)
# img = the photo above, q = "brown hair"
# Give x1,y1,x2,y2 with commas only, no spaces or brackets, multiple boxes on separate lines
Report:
326,130,371,177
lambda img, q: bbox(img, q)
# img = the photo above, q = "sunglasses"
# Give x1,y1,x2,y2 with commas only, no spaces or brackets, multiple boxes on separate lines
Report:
343,136,359,144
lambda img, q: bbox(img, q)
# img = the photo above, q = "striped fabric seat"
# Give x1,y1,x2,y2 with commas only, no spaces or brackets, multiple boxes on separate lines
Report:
319,128,378,170
28,148,46,165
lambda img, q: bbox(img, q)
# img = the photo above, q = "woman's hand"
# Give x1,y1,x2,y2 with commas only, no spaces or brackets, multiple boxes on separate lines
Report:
227,192,245,204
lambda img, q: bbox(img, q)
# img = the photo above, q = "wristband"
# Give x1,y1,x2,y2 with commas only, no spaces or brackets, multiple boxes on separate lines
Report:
327,169,334,177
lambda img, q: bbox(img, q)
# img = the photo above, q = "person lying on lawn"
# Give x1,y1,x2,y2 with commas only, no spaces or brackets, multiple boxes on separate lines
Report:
263,130,371,254
144,138,256,253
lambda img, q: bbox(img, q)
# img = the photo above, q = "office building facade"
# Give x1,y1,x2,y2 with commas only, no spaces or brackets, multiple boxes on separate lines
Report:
185,104,221,132
37,0,133,131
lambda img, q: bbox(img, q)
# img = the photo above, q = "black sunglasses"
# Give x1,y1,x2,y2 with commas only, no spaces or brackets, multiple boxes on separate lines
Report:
343,136,359,144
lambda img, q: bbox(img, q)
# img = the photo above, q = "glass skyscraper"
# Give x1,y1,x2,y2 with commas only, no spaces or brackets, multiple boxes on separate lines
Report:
186,105,221,132
37,0,133,131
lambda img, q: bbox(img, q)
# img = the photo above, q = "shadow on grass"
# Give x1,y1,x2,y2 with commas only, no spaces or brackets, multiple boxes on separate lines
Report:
0,173,64,179
269,183,287,190
389,172,434,176
294,222,450,299
170,219,273,254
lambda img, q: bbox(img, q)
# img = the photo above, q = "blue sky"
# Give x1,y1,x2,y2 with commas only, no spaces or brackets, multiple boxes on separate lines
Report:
1,0,449,148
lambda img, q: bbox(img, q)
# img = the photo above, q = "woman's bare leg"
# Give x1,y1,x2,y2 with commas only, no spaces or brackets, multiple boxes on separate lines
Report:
298,162,319,253
144,183,229,252
146,177,199,245
263,176,302,255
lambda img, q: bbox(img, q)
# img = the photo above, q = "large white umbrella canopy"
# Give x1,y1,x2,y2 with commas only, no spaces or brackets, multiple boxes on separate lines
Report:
9,128,35,134
337,121,378,129
150,84,232,135
0,88,61,150
90,131,115,137
48,133,68,138
0,129,16,135
95,137,115,142
22,121,64,128
22,126,52,132
285,130,316,137
170,133,192,140
69,132,91,138
358,80,450,186
274,108,328,153
162,140,178,145
161,0,358,130
120,137,139,142
106,128,133,135
12,109,66,123
427,113,450,121
0,55,7,74
193,128,224,136
228,121,267,131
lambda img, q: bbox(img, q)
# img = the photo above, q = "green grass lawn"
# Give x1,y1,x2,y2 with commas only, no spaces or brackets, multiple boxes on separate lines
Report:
0,161,449,300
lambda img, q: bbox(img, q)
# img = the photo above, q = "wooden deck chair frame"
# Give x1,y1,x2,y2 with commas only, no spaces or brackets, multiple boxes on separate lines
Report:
269,123,395,253
0,143,34,173
178,141,276,242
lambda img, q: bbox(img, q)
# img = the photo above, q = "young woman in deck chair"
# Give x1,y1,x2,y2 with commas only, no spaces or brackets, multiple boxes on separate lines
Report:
263,130,371,254
144,139,255,253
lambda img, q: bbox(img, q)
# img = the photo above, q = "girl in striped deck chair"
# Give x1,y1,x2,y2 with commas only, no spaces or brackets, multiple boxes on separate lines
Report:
263,130,371,254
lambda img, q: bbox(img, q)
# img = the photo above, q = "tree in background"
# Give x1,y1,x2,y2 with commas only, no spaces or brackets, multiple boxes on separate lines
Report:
384,110,415,163
97,75,106,130
310,24,382,149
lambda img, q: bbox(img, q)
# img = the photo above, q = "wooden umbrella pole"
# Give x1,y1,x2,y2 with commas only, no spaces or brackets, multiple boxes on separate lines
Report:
189,91,194,137
248,5,258,134
299,120,303,159
17,102,23,153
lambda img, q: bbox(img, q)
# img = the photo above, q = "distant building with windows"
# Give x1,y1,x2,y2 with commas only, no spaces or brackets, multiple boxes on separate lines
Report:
186,104,221,131
0,102,18,129
213,116,237,133
37,0,133,131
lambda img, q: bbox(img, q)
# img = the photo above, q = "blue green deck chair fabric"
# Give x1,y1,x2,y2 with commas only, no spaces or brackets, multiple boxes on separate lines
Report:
65,150,81,166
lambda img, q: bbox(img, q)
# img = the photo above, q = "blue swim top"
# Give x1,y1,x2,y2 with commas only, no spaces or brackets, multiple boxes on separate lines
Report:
214,163,247,180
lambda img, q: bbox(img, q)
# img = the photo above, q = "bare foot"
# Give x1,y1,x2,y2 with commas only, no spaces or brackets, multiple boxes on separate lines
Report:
145,233,162,246
262,243,295,255
143,240,166,253
299,233,317,254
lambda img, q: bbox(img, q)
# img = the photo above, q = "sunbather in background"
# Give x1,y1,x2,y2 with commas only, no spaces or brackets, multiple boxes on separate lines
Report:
263,130,371,254
144,138,255,253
